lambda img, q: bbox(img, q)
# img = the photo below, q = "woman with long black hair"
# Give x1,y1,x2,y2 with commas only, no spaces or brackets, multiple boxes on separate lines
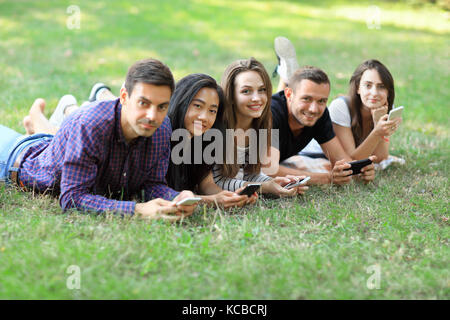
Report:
166,73,256,208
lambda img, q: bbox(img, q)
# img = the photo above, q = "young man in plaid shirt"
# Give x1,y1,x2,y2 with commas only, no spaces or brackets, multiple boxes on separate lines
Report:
0,59,197,220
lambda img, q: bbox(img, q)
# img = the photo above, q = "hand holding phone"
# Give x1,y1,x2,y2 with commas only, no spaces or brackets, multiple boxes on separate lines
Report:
238,183,261,196
388,106,404,121
372,107,387,124
176,197,202,206
284,176,311,189
346,158,373,176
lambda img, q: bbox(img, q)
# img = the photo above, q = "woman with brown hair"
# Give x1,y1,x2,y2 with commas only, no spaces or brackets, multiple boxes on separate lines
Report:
213,57,307,197
300,59,402,164
329,59,402,162
273,37,403,168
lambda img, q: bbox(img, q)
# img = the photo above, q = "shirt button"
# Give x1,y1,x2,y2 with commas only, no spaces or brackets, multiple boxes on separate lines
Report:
123,172,127,177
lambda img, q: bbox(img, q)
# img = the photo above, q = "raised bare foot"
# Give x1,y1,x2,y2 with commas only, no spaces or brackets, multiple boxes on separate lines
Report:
29,98,46,117
23,115,35,134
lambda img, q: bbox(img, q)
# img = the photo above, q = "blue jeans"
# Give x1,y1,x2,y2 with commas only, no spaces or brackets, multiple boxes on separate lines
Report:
0,125,53,185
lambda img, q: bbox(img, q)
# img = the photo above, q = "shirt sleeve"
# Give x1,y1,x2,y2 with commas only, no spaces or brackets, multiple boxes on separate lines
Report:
143,118,179,201
243,171,272,183
59,120,136,216
328,97,351,128
212,165,245,192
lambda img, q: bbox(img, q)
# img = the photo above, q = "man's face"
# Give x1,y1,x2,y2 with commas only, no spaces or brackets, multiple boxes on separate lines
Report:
120,82,171,142
285,79,330,128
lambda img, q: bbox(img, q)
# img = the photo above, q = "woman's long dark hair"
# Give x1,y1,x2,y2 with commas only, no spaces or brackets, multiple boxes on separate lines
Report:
348,59,395,146
166,73,225,191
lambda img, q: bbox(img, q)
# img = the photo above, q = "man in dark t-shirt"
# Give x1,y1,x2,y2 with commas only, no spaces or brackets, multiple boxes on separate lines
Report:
272,91,335,162
266,66,375,185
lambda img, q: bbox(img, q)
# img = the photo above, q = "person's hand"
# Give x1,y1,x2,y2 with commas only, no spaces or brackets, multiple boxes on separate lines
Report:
246,192,258,205
390,117,402,135
371,104,388,125
261,177,298,197
359,155,377,184
284,175,309,195
373,114,401,138
172,190,198,217
213,189,249,209
331,159,353,185
134,198,179,221
234,186,259,206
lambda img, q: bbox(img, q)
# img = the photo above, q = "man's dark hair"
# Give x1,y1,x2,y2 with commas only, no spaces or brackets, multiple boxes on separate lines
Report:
124,58,175,96
288,65,330,89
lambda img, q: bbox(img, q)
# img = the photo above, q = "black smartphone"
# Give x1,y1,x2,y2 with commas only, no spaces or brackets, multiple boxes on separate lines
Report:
347,158,373,175
238,183,261,196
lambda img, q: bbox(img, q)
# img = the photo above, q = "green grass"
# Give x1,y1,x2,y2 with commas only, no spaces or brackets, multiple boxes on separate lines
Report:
0,0,449,299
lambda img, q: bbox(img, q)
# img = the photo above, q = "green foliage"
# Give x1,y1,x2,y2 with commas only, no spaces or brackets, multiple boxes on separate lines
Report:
0,0,448,299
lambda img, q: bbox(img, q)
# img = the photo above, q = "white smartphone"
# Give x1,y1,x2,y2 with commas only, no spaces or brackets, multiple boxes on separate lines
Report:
388,106,404,121
284,176,311,189
176,197,202,206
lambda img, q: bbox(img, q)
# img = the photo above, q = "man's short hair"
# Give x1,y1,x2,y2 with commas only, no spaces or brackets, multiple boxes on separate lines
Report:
125,58,175,96
288,66,330,90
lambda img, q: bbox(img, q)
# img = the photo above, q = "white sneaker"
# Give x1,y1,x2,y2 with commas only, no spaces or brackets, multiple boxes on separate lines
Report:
274,36,299,83
88,83,111,102
374,155,406,170
49,94,77,127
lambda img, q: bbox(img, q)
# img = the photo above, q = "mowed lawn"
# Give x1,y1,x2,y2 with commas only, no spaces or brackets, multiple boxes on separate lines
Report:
0,0,448,299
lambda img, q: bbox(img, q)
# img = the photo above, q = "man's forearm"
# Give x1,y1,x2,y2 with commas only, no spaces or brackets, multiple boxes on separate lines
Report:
146,184,179,201
60,189,136,216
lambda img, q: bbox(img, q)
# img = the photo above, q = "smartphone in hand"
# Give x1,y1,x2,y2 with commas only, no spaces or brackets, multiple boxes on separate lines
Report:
238,184,261,196
388,106,404,121
284,176,311,189
176,197,202,206
347,159,372,176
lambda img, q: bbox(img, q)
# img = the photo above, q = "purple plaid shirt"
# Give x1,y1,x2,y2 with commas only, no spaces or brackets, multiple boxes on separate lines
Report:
19,99,179,215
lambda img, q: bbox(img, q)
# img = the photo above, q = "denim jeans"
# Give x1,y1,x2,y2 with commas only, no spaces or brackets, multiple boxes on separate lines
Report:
0,125,53,185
